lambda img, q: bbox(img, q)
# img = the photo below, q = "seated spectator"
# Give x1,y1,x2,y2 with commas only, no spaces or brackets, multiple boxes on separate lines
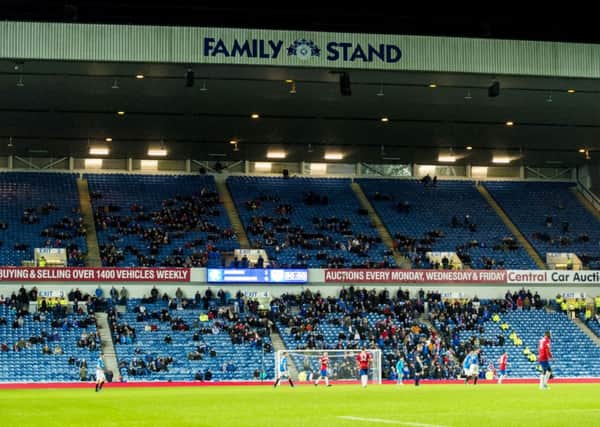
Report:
79,364,88,381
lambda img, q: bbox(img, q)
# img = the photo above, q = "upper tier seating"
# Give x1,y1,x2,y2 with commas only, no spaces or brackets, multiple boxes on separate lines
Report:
0,172,86,266
484,181,600,268
358,179,537,269
227,176,394,268
86,174,238,267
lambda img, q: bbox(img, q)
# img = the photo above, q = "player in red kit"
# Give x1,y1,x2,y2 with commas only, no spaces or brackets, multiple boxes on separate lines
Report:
538,331,553,389
314,351,331,387
356,348,373,388
498,351,508,384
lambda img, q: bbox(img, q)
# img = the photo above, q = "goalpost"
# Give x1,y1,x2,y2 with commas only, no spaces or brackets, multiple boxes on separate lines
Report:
275,349,382,385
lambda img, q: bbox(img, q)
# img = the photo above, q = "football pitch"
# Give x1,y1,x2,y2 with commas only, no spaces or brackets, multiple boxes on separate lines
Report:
1,383,600,427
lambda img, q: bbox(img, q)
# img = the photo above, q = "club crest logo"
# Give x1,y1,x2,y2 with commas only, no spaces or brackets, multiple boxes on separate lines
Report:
287,39,320,60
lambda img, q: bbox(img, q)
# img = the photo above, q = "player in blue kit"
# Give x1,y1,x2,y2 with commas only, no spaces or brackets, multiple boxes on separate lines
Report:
463,349,480,385
95,353,106,392
274,352,295,388
395,356,404,386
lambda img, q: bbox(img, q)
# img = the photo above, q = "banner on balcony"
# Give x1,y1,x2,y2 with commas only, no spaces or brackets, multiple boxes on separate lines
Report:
0,267,191,282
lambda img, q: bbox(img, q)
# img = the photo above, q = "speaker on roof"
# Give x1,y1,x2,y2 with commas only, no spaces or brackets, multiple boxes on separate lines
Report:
339,72,352,96
185,68,194,87
488,79,500,97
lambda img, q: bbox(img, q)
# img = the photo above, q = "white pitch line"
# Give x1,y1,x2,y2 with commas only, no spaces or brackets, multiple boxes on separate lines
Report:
337,415,449,427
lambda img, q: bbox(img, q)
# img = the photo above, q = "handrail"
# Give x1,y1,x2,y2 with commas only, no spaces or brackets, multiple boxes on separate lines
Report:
576,179,600,211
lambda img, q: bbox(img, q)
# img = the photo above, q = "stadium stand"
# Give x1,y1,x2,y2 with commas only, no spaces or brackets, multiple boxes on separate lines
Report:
86,174,238,267
357,179,537,269
484,181,600,268
0,172,86,266
0,287,100,382
433,294,600,378
107,292,273,382
584,316,600,337
227,176,394,268
273,288,461,381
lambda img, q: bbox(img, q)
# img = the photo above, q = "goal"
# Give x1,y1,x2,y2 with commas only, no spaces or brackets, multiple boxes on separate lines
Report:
275,349,382,384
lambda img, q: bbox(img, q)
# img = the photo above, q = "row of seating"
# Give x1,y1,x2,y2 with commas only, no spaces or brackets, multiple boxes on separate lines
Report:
227,176,394,268
0,305,100,382
0,173,597,269
359,179,538,269
111,298,273,382
485,181,600,268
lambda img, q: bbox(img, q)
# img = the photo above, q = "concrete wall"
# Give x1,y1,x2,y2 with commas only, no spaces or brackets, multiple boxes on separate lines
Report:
1,283,598,300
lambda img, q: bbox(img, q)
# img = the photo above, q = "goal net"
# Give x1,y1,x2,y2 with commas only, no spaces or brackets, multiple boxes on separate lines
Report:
275,349,382,384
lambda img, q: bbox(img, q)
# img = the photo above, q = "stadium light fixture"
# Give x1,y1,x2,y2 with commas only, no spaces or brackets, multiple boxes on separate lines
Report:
89,147,109,156
324,152,344,160
438,155,456,163
492,157,511,164
148,148,168,156
251,113,260,119
267,151,286,159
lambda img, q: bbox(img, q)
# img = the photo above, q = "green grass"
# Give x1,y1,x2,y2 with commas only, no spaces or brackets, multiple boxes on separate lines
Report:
1,384,600,427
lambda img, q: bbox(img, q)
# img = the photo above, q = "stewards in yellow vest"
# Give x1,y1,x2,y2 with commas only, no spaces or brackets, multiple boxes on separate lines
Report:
38,256,47,267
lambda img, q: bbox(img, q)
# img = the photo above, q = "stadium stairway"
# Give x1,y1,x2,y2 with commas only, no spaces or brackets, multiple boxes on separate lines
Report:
351,182,410,268
476,183,546,268
95,312,120,378
571,187,600,222
573,317,600,346
216,177,250,249
270,330,299,378
77,177,101,267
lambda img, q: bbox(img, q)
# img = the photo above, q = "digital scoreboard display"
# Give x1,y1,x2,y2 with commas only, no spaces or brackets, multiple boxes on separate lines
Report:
207,268,308,284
